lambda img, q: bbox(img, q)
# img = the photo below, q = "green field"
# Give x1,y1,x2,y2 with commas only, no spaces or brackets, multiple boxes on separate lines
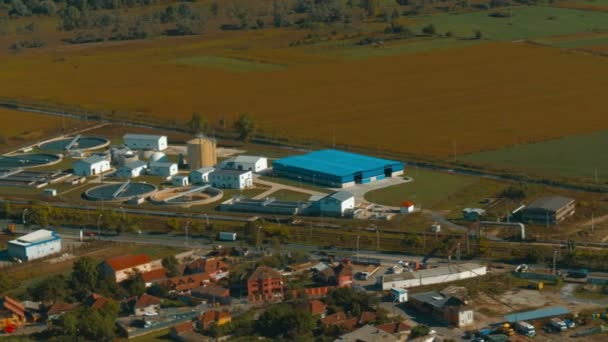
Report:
364,168,479,208
459,130,608,182
173,56,285,72
421,7,608,41
268,189,313,202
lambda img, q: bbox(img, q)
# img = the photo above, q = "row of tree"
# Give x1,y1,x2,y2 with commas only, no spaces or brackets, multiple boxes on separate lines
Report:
187,112,257,142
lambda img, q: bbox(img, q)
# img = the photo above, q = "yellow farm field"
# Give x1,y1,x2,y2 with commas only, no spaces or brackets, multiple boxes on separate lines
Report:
2,32,608,159
0,108,85,152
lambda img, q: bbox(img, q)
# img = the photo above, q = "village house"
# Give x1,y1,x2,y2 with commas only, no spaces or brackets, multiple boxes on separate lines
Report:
141,268,168,287
162,274,211,293
0,296,26,333
100,254,154,283
308,300,327,318
191,285,231,305
247,266,284,302
320,311,377,333
46,302,78,321
133,294,161,316
313,259,353,288
335,324,399,342
184,257,230,281
409,291,474,328
376,322,412,341
199,310,232,330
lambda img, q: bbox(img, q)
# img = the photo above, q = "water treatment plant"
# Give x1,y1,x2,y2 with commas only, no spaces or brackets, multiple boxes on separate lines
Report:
84,181,157,202
39,135,110,151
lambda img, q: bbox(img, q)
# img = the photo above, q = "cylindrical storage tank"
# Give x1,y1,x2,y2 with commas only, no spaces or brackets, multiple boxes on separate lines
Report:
188,136,217,170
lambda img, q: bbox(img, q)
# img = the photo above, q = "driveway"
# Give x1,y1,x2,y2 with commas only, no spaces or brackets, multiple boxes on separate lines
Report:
252,177,326,200
332,177,409,205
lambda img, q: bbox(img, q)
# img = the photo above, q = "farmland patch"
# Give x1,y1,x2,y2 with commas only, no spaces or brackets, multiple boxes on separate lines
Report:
173,55,286,72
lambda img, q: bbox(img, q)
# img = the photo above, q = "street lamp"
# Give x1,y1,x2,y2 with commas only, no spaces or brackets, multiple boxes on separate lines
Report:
22,209,29,232
97,214,103,236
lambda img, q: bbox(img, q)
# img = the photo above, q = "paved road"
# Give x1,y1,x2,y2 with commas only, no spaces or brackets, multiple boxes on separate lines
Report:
252,177,326,200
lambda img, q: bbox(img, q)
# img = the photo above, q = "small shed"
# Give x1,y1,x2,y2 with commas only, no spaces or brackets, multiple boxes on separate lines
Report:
400,201,415,214
462,208,486,221
172,175,189,187
390,288,408,303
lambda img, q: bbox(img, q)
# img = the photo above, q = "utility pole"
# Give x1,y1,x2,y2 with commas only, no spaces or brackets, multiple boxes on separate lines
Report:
22,209,29,232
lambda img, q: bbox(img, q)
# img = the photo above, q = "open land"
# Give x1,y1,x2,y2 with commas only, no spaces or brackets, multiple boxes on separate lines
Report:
2,6,608,166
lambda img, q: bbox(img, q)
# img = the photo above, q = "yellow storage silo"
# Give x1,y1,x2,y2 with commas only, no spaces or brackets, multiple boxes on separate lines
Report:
187,136,217,170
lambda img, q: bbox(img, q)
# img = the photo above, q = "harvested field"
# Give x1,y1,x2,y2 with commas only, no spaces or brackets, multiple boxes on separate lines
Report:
0,108,85,152
3,36,608,160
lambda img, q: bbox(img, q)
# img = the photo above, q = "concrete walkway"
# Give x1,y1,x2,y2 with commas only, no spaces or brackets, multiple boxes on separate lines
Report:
252,178,326,200
332,176,409,204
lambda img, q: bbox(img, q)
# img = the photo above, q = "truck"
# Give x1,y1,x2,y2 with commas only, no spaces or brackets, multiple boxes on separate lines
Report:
388,265,403,274
514,321,536,337
496,323,515,336
549,318,567,332
218,232,237,241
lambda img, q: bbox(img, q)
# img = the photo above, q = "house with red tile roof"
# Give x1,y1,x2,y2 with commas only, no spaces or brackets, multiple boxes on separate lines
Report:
86,293,110,310
101,254,154,283
161,273,211,293
247,266,283,303
133,294,161,316
184,257,230,281
376,321,412,339
191,285,231,305
320,311,378,333
141,268,168,287
0,296,26,332
308,300,327,317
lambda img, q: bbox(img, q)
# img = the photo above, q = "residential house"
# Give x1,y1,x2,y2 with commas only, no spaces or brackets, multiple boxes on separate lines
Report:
308,300,327,318
86,293,110,310
335,324,399,342
314,259,353,288
184,257,230,280
320,311,377,333
101,254,154,283
141,268,168,288
247,266,284,302
133,294,161,316
0,296,26,332
170,321,212,342
191,285,231,305
409,291,474,327
46,302,78,321
199,310,232,330
376,322,412,341
162,274,211,293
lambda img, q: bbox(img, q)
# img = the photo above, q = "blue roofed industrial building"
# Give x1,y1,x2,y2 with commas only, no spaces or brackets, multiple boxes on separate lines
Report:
272,149,404,188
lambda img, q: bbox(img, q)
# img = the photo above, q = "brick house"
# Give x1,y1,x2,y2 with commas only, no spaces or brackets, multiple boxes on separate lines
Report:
247,266,283,302
191,285,231,305
100,254,154,283
162,274,211,293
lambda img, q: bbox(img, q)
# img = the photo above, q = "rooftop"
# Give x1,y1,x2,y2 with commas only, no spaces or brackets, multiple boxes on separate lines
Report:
274,149,403,177
325,191,354,202
47,301,78,316
335,324,398,342
75,155,107,165
234,155,265,164
382,263,485,283
122,160,148,169
213,168,251,176
149,161,176,167
376,322,412,334
308,300,327,316
192,167,215,174
504,306,570,323
1,296,25,319
141,268,168,283
9,229,59,247
135,294,161,308
525,196,575,212
192,285,230,298
409,291,465,309
124,133,166,140
104,254,151,272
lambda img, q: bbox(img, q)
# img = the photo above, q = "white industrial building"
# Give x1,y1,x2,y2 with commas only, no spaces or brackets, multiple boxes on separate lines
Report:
189,167,214,184
230,156,268,173
390,288,408,303
378,263,487,291
123,134,168,151
8,229,62,261
209,169,253,189
116,160,148,178
148,161,178,177
73,156,111,176
318,191,355,216
172,175,189,186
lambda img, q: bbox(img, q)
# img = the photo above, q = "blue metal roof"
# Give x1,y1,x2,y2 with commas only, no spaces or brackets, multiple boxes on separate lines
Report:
504,306,569,323
273,149,403,177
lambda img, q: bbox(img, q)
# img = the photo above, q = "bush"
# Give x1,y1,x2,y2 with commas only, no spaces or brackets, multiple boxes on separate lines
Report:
489,11,511,18
411,324,431,338
422,24,436,35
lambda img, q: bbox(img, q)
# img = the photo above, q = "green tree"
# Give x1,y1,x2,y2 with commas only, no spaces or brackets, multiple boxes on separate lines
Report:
255,304,315,339
210,1,219,17
70,256,99,299
162,255,180,277
9,0,31,17
28,275,69,303
0,274,17,295
271,1,289,27
473,29,482,39
123,272,146,296
411,324,431,338
227,1,250,29
234,113,256,142
422,23,436,35
29,205,50,227
325,287,378,313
